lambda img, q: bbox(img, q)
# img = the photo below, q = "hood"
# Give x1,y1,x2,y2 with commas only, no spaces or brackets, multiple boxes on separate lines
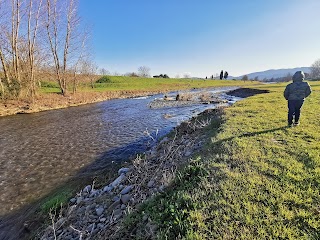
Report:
292,71,305,82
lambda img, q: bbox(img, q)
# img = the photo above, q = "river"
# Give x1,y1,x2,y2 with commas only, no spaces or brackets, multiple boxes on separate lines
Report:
0,87,239,234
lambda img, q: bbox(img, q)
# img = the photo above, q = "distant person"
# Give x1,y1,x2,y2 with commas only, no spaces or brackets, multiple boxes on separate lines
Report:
284,71,311,127
206,76,207,79
220,70,223,80
224,71,228,79
211,75,214,79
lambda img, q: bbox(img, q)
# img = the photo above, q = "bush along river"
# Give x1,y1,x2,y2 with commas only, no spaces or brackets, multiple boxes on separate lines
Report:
0,87,242,238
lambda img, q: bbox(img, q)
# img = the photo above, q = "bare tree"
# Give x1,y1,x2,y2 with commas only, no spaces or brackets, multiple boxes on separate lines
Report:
99,67,109,76
45,0,82,96
138,66,150,78
79,58,98,88
26,0,43,98
310,59,320,79
11,0,22,88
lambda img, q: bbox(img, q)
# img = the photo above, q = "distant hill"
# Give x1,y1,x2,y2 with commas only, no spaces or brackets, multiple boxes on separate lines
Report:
231,67,311,81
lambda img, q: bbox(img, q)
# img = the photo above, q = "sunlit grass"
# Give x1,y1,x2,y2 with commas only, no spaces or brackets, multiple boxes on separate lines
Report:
40,76,260,93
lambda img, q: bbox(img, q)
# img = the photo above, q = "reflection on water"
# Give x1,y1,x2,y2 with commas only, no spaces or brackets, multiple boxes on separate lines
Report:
0,87,238,216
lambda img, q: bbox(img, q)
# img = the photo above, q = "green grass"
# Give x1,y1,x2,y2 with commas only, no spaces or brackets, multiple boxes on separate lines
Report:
40,187,73,213
124,81,320,239
40,76,259,93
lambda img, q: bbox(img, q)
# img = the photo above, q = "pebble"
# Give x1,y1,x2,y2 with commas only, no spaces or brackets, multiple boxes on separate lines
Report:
103,186,113,193
120,194,131,204
86,223,95,233
90,190,99,198
111,174,125,188
113,212,123,220
118,167,130,175
112,196,120,202
69,198,76,204
83,185,92,193
95,207,104,216
120,185,133,195
97,223,105,230
76,197,83,204
120,204,126,210
159,185,165,192
99,217,107,222
184,151,192,157
113,209,122,216
147,180,155,188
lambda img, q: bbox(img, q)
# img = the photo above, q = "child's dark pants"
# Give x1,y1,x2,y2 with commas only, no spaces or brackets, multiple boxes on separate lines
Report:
288,100,304,125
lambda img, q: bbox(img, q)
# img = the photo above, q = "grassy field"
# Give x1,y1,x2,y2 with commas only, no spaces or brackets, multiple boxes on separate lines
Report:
40,76,259,93
124,81,320,239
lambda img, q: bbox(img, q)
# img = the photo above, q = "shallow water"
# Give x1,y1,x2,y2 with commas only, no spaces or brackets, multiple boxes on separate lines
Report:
0,87,238,217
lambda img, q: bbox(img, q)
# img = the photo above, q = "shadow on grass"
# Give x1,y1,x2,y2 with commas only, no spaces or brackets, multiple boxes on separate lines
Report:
214,126,288,145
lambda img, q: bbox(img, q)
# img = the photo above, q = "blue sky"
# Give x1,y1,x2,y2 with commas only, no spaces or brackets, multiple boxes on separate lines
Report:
78,0,320,77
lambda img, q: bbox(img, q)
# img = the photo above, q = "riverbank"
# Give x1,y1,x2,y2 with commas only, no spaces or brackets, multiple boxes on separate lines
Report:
33,87,269,239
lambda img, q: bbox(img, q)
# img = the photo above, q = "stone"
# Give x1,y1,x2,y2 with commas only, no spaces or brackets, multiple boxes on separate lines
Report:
120,185,133,195
99,217,107,222
184,151,192,157
113,209,122,216
147,180,155,188
85,205,91,213
114,213,123,220
121,204,126,210
76,197,83,204
97,223,105,230
118,184,124,190
110,174,126,188
95,207,104,216
120,194,131,204
89,190,99,198
103,186,113,193
83,185,92,193
86,223,95,233
112,196,120,202
118,167,130,175
69,198,76,204
159,185,165,192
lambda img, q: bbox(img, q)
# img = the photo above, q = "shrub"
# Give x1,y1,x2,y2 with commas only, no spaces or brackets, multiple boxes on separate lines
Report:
96,76,112,83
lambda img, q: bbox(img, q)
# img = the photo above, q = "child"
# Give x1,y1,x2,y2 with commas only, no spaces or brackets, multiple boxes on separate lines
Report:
284,71,311,127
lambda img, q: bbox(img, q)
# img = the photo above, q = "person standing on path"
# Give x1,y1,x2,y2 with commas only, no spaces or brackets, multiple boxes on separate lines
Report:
284,71,311,127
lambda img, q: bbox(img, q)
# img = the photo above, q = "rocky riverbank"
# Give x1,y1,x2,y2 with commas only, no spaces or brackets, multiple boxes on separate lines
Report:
38,108,223,240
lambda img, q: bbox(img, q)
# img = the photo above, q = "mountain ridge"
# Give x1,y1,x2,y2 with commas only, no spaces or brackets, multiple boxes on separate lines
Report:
231,67,310,80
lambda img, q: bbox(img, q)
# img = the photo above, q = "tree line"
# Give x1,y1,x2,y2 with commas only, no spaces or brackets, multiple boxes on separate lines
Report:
0,0,94,99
